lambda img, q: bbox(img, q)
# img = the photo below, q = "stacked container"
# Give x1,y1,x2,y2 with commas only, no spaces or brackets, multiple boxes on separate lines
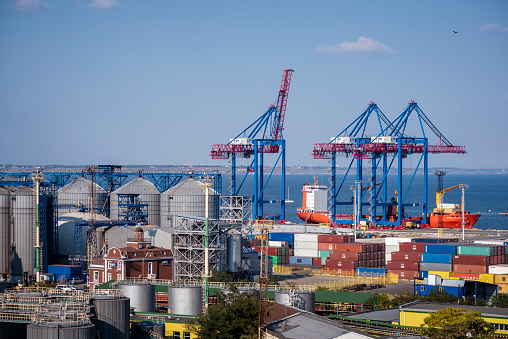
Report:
324,242,385,274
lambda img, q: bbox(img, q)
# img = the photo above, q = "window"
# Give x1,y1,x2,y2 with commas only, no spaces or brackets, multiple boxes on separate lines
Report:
173,332,180,339
148,262,153,275
183,332,190,339
439,287,444,292
118,261,122,271
421,286,426,291
93,271,99,282
108,273,112,281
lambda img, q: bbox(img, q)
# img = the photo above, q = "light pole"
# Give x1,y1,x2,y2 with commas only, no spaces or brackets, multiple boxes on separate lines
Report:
350,181,361,242
459,184,469,241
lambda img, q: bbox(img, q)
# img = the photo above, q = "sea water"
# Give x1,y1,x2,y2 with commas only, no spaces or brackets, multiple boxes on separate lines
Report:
222,174,508,230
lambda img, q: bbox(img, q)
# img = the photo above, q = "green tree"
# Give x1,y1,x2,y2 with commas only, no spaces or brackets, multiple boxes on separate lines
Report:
423,288,458,303
209,268,233,283
186,285,260,339
391,292,418,306
491,294,508,308
420,307,495,339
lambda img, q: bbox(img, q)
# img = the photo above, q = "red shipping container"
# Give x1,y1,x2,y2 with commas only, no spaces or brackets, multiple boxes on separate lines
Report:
454,264,487,274
452,255,490,266
329,251,363,260
399,242,426,252
317,243,336,251
454,273,480,280
312,258,321,266
318,235,349,243
387,260,419,271
391,251,421,262
252,247,279,257
325,259,357,269
338,243,368,253
388,270,419,279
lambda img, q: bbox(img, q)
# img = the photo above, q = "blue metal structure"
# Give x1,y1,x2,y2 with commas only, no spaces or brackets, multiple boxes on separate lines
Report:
210,69,294,219
312,101,466,227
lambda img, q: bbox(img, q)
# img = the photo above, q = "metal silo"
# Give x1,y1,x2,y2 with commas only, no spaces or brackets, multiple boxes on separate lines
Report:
117,283,155,313
275,290,315,313
93,295,130,339
0,188,11,274
58,177,106,215
167,285,202,316
27,323,95,339
11,186,34,277
227,228,242,273
160,178,218,227
110,177,160,226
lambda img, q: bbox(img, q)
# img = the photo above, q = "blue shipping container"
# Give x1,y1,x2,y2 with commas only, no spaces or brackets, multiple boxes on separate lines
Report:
269,233,294,247
289,256,313,265
48,265,82,280
420,271,429,278
424,244,457,255
420,253,453,264
356,268,386,277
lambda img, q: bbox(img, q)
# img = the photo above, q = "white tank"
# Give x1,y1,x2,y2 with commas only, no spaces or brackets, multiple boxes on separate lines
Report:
167,285,202,315
11,186,35,277
227,228,242,273
275,290,315,313
117,283,155,313
110,177,160,226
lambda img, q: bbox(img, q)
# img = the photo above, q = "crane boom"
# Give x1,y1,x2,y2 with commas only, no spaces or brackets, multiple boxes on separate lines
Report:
272,69,294,140
436,184,461,208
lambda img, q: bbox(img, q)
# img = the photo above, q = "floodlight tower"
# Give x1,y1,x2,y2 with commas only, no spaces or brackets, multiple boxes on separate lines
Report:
210,69,294,220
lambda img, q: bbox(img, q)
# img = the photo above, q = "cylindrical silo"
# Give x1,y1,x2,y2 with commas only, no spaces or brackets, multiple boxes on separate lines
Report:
0,188,11,274
167,285,202,316
11,186,34,277
110,177,160,226
275,290,315,313
227,228,242,273
160,178,217,227
27,323,95,339
117,283,155,313
58,177,106,215
92,295,130,339
131,321,165,339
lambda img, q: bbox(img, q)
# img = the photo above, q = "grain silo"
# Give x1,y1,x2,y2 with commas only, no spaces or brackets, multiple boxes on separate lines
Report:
110,177,160,226
58,177,106,215
11,186,34,277
160,178,217,227
0,188,11,275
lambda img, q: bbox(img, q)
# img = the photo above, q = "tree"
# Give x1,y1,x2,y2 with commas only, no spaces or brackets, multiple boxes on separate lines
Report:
424,288,458,303
209,268,233,283
391,292,418,306
364,293,391,309
185,285,260,339
491,294,508,308
420,307,495,339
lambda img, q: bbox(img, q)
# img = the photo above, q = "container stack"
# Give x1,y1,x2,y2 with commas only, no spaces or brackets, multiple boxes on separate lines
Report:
251,233,293,266
324,242,385,275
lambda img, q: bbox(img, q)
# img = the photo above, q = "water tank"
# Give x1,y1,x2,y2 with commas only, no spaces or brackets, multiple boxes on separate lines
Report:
0,188,11,274
27,323,95,339
58,177,106,214
167,285,202,315
117,283,155,313
160,178,217,227
275,290,315,313
92,295,130,339
227,228,242,273
131,321,165,339
110,177,160,226
11,186,34,277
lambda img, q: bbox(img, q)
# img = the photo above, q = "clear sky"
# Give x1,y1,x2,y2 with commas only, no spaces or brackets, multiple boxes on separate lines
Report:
1,0,507,169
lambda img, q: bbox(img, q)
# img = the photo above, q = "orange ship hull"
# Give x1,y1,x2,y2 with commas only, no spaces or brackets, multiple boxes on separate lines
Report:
428,212,480,229
296,210,331,224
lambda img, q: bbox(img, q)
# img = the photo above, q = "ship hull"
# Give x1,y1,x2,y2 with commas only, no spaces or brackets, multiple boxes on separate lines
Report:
296,210,331,224
428,212,480,229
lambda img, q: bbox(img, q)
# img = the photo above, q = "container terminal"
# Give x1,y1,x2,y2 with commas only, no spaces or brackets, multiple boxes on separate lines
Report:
1,70,507,337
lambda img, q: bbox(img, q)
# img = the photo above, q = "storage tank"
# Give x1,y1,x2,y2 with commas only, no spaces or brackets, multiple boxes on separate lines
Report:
11,186,34,277
0,187,11,274
227,228,242,273
117,283,155,313
58,177,107,214
110,177,160,226
92,295,130,339
27,322,95,339
275,290,315,313
167,285,202,315
160,178,217,227
131,321,165,339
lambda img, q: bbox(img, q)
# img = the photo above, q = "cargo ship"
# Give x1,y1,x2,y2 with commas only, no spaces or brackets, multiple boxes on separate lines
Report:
296,178,480,229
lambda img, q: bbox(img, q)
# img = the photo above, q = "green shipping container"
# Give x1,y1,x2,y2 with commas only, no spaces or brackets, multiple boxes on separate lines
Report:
457,246,494,256
271,256,279,265
318,250,332,258
321,257,327,265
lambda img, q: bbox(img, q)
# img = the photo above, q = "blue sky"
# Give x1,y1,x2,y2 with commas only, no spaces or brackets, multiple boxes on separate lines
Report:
1,0,507,169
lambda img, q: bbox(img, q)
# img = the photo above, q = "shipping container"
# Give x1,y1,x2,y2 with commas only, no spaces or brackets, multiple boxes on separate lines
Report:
454,264,487,274
329,251,363,261
294,233,319,243
391,251,421,262
337,243,369,253
384,237,413,246
356,268,386,277
387,261,419,271
399,242,426,253
452,255,491,266
420,253,453,264
325,259,357,269
488,264,508,275
293,249,319,258
419,262,453,272
317,243,337,251
479,274,495,284
317,234,353,243
289,256,313,265
424,244,457,255
495,274,508,284
498,283,508,294
388,270,419,279
454,272,480,280
428,271,453,279
318,250,332,258
322,267,354,275
412,238,458,243
457,245,496,256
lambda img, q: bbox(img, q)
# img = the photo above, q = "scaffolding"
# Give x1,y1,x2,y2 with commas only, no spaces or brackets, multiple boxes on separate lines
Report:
117,194,148,222
173,216,223,282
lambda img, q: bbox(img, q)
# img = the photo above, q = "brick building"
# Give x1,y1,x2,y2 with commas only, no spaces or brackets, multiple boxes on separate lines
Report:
89,227,173,290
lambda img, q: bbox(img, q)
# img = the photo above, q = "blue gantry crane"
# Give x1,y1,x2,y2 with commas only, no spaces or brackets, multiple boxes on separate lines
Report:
210,69,294,220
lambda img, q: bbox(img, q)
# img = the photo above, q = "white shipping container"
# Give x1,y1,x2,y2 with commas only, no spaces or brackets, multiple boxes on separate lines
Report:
474,240,508,246
385,253,392,263
489,265,508,275
384,237,413,246
293,249,319,258
294,241,318,250
269,241,284,248
385,245,400,254
294,233,319,242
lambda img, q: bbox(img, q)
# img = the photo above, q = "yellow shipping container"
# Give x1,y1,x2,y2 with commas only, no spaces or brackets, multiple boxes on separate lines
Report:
495,274,508,284
497,283,508,294
479,274,495,284
428,271,453,279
